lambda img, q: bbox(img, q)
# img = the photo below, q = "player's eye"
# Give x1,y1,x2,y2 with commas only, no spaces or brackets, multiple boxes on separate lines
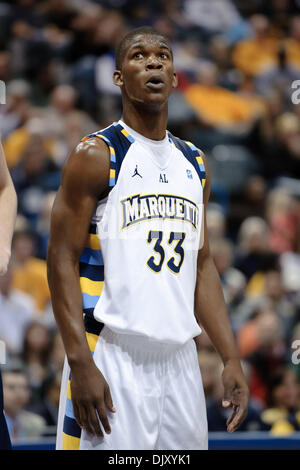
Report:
160,52,169,59
133,52,143,59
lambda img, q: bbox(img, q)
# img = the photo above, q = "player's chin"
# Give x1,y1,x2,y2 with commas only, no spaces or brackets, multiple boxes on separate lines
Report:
142,90,169,107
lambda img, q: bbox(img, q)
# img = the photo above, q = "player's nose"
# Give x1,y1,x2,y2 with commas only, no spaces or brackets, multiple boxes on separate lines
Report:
145,55,163,69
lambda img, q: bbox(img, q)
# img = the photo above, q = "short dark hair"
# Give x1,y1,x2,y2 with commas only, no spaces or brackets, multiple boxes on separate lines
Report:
115,26,172,70
1,357,26,375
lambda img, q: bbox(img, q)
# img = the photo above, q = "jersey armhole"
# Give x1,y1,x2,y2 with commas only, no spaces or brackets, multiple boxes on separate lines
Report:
168,132,206,188
184,141,206,189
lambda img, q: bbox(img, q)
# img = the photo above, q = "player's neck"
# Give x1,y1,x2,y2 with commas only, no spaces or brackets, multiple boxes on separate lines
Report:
122,103,168,141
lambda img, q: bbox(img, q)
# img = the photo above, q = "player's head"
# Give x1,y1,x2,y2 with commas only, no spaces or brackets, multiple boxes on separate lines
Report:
113,26,177,110
115,26,173,70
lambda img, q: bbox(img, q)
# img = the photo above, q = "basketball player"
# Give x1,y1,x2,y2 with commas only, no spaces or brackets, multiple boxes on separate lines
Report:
0,138,17,449
47,27,249,450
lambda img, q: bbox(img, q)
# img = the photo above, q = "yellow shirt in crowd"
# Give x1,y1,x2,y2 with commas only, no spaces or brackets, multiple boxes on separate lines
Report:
184,84,257,127
233,37,300,76
12,257,50,312
3,127,55,169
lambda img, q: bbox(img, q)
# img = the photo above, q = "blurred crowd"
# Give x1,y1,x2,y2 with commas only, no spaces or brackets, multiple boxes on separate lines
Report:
0,0,300,444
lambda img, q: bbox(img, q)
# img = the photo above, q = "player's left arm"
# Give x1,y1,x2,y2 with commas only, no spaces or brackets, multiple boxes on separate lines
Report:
0,138,17,275
194,153,249,433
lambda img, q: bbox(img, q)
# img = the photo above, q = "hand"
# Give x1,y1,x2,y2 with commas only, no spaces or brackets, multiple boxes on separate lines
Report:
0,248,11,275
70,360,116,438
221,358,249,433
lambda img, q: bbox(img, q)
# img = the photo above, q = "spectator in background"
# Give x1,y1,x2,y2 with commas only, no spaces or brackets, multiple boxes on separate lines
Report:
232,15,278,77
11,130,60,225
38,0,76,31
8,0,62,84
241,309,287,407
0,79,32,141
228,175,267,236
183,61,259,132
260,0,294,32
284,15,300,72
206,207,226,241
280,216,300,296
3,117,54,170
262,270,296,341
261,369,300,435
255,39,300,104
0,263,35,356
10,230,50,312
2,364,46,442
50,110,98,167
263,112,300,179
14,213,31,233
94,10,127,97
20,321,54,407
70,9,127,123
65,3,109,117
257,88,284,157
237,306,285,357
27,369,61,431
41,85,80,139
36,85,98,166
210,238,246,312
267,188,300,254
182,0,243,36
170,38,203,81
234,216,273,282
64,3,106,64
0,50,11,83
235,269,297,343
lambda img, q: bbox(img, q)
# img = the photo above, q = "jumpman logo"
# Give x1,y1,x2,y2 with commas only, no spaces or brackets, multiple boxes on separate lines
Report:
132,165,142,178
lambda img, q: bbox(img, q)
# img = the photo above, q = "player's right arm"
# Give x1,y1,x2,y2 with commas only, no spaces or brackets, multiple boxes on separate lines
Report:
47,138,115,438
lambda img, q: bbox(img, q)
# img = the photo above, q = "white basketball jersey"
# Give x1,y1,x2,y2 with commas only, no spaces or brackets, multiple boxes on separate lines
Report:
79,120,207,345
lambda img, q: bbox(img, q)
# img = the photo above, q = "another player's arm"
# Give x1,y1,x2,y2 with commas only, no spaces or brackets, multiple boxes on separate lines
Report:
194,155,249,433
0,139,17,275
47,138,115,438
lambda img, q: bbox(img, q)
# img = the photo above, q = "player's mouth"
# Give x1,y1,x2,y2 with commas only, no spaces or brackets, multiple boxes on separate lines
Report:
145,75,165,90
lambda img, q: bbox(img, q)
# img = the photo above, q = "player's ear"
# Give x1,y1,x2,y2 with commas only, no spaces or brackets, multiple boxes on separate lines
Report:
172,72,178,89
113,70,123,87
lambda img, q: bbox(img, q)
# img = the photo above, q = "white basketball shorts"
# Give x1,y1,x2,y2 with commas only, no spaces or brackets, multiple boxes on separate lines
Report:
56,325,208,450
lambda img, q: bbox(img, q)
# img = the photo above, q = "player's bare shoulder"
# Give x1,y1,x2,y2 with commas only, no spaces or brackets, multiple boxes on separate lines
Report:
61,136,110,200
